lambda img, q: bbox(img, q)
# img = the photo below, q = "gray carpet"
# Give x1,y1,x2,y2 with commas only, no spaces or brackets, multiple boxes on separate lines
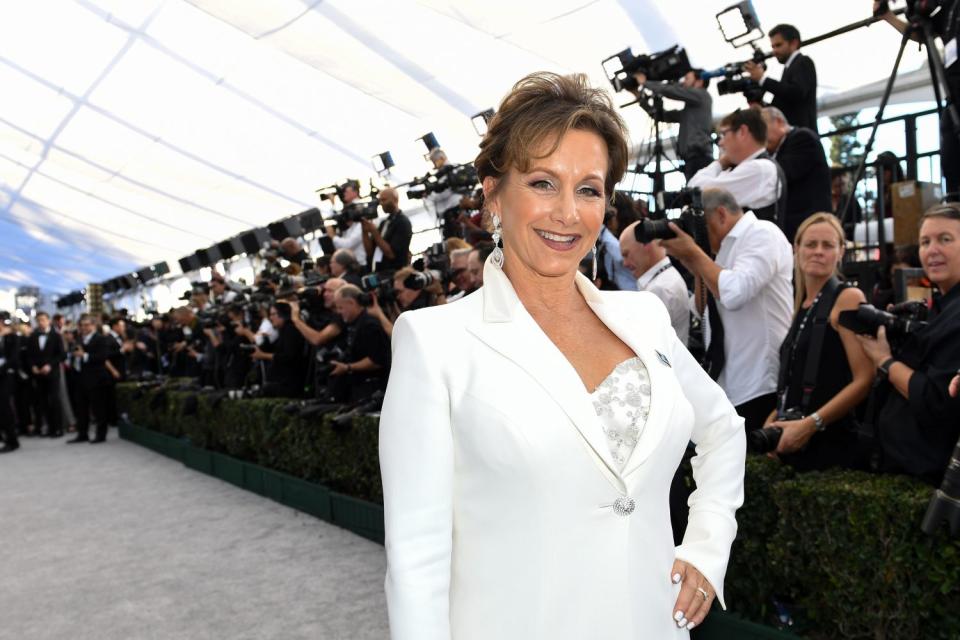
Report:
0,435,389,640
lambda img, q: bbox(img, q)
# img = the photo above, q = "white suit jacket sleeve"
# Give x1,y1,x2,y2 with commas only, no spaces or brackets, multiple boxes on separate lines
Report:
379,312,453,639
668,314,746,609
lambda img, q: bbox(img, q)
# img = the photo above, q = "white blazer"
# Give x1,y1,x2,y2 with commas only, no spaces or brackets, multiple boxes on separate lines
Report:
379,257,746,640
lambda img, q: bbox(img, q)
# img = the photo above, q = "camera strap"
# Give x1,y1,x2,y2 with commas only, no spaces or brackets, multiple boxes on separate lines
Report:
800,276,841,413
776,276,840,415
750,151,789,230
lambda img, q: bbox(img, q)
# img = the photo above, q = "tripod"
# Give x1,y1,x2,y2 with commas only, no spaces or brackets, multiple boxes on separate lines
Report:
636,93,680,215
841,9,960,259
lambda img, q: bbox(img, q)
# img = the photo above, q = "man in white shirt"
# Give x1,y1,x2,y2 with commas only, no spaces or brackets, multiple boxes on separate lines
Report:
619,223,690,346
687,108,784,225
661,187,793,430
326,181,368,266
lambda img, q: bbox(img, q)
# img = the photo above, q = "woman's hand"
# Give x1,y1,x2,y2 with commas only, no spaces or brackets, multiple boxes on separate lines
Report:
950,372,960,398
772,417,817,455
670,559,716,631
856,325,893,367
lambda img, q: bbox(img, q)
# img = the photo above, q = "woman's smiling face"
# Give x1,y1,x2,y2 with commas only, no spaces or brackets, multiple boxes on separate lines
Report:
483,128,609,280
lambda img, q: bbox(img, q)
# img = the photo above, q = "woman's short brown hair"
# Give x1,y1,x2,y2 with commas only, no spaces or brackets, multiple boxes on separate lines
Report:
474,72,629,198
920,202,960,226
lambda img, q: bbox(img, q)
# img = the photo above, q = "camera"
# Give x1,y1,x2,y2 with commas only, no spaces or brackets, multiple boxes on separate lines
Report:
360,272,396,305
634,187,711,256
604,44,692,93
922,436,960,538
837,301,929,344
746,408,805,454
702,46,767,102
406,163,479,200
334,199,379,226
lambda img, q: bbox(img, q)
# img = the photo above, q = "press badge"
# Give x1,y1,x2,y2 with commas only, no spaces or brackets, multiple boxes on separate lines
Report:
946,38,958,69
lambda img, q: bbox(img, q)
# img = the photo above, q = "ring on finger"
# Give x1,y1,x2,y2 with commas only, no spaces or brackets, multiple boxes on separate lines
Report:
696,587,709,602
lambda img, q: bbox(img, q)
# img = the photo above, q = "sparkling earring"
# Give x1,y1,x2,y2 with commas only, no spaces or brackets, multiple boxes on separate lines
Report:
592,249,598,281
491,214,504,269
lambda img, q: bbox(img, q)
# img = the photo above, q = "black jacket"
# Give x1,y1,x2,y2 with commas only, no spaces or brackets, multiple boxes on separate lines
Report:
265,322,307,397
27,329,65,379
1,333,20,377
774,127,832,241
72,333,113,391
877,285,960,484
765,52,818,132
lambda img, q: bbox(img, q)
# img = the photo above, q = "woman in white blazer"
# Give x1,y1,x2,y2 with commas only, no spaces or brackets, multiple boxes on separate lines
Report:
379,72,746,639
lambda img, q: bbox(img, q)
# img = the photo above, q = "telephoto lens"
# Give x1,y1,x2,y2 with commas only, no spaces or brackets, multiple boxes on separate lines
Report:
747,426,783,454
921,439,960,538
634,219,676,243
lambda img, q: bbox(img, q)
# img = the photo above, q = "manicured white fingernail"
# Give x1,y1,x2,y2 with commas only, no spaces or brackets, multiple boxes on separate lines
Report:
672,572,682,584
686,621,696,630
677,617,687,628
674,611,684,621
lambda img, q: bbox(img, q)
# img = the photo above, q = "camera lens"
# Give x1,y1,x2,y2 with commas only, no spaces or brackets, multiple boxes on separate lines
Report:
634,219,676,243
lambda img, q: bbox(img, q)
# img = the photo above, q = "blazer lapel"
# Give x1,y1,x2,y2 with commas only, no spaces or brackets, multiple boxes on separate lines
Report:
585,292,677,477
466,260,622,482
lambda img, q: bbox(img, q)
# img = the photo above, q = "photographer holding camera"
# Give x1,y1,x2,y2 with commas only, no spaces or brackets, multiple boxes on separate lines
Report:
744,24,819,132
327,285,391,403
856,204,960,483
661,187,794,430
326,180,368,266
330,249,364,287
758,214,875,469
361,187,412,274
688,109,785,225
250,302,307,398
631,69,714,180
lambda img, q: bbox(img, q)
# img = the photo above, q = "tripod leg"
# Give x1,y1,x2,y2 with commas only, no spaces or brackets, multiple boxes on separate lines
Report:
841,31,911,225
920,23,960,199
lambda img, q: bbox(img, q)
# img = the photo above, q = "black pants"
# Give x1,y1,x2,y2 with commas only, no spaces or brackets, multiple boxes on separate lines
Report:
0,374,17,447
735,393,777,432
14,377,35,433
33,374,62,435
75,386,108,440
105,380,118,426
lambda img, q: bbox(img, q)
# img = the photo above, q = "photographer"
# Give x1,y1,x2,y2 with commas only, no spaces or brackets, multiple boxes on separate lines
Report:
279,237,309,264
661,187,794,430
327,284,391,403
875,0,960,199
856,204,960,483
763,107,831,242
210,274,238,305
392,267,444,315
596,192,641,291
361,187,412,274
330,249,364,287
467,243,494,289
744,24,819,132
447,247,476,301
619,223,690,346
287,278,348,348
250,302,307,398
761,214,875,470
631,69,714,180
326,181,368,266
688,108,785,224
219,306,253,389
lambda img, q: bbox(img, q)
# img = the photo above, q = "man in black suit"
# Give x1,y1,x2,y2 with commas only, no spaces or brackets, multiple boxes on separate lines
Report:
763,106,832,241
68,315,112,444
27,312,65,437
0,314,20,453
745,24,818,132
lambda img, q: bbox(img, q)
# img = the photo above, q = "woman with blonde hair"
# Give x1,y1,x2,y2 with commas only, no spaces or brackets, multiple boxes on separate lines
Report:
763,212,875,470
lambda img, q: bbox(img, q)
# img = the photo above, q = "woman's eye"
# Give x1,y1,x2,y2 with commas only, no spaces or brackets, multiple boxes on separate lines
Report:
531,180,553,190
578,186,601,197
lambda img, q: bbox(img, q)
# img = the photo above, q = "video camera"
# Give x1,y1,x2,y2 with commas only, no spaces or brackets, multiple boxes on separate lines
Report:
406,163,479,200
633,187,711,256
603,44,692,93
701,46,767,102
838,301,929,348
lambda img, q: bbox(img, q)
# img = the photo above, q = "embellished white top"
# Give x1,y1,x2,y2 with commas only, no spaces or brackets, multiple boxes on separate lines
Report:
589,356,652,471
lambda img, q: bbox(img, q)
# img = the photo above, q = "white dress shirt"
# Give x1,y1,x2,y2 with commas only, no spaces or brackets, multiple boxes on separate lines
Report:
332,220,367,265
687,148,780,211
38,331,48,351
702,212,794,406
636,257,690,346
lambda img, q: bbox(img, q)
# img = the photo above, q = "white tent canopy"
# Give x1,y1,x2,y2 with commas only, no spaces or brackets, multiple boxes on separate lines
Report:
0,0,936,294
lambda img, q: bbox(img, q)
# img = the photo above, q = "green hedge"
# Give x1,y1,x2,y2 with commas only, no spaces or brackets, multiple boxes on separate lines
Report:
117,382,960,639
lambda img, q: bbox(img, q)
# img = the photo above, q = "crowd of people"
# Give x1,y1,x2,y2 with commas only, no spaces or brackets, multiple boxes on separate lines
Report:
3,16,959,496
